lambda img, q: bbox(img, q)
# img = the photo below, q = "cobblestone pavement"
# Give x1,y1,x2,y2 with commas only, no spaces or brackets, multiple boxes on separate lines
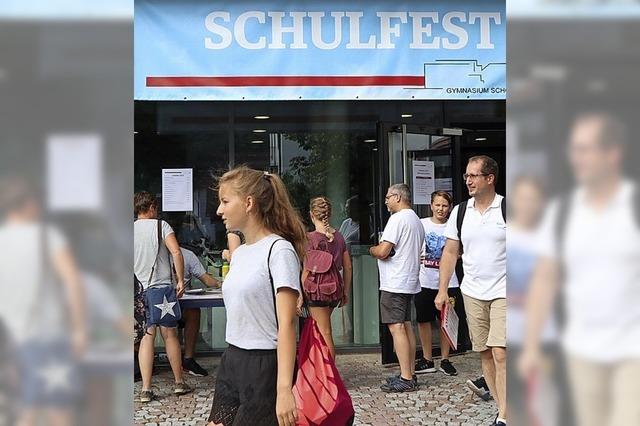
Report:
134,352,496,425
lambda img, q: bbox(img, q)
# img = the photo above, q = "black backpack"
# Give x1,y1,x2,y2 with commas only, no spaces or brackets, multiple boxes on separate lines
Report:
454,196,506,282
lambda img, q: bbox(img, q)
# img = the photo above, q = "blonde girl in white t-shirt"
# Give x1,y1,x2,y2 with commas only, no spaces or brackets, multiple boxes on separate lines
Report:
208,166,306,426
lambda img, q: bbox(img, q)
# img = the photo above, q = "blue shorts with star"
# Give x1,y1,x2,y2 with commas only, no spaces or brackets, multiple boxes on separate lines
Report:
144,284,182,328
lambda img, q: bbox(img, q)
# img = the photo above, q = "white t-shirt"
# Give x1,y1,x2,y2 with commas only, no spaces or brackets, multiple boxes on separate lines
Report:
223,234,301,350
535,181,640,362
134,219,174,289
444,194,506,301
419,218,459,290
378,209,425,294
0,223,67,344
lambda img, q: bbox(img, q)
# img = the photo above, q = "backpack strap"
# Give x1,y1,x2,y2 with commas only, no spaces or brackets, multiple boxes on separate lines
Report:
146,219,163,288
267,238,286,328
456,200,468,253
501,197,506,222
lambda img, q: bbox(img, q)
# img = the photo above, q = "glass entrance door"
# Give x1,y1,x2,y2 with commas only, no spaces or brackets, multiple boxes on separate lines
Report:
377,123,464,364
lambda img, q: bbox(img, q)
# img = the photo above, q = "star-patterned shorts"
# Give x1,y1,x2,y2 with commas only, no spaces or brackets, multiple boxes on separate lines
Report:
144,284,182,328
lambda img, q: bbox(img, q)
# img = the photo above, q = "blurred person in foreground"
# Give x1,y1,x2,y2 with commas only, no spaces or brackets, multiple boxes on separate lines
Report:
520,112,640,426
506,177,559,426
0,176,87,426
435,156,507,426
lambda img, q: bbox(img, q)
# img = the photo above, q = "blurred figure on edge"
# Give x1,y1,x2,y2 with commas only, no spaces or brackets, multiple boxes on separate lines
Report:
520,112,640,426
0,176,86,426
506,177,559,426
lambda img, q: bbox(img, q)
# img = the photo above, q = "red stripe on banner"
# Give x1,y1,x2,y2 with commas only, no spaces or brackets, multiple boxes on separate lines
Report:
146,75,424,87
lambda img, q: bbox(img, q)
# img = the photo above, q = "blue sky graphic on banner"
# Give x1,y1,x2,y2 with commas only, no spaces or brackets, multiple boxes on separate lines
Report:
135,0,505,100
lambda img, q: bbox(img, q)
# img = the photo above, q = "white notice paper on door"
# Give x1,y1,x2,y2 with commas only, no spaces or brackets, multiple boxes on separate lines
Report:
162,168,193,211
412,161,435,205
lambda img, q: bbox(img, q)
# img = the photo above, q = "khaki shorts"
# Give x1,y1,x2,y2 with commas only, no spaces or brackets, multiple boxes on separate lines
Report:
462,294,506,352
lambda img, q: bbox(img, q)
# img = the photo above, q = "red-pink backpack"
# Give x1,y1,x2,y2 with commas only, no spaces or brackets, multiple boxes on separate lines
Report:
303,234,343,303
293,318,355,425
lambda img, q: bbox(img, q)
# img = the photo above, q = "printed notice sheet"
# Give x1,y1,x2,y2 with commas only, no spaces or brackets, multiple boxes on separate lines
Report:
441,302,459,351
412,160,435,205
162,168,193,211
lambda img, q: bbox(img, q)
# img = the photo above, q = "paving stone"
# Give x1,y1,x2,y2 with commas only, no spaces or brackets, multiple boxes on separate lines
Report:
134,352,496,425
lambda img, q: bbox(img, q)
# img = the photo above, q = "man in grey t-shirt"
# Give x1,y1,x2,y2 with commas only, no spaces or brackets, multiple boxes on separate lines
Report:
178,247,218,377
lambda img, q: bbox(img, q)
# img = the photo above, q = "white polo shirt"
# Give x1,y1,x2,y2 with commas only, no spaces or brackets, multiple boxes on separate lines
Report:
535,181,640,362
444,194,506,301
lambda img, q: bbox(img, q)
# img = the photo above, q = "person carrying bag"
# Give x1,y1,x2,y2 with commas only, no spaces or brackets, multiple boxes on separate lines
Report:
134,191,191,403
143,219,182,327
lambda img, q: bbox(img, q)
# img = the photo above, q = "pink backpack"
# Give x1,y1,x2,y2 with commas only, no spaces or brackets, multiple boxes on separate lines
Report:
303,235,343,303
294,318,355,425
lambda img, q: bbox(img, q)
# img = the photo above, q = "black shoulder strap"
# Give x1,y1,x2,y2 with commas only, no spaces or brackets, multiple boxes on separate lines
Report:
456,200,468,253
555,194,571,257
501,197,506,222
144,219,162,288
267,238,286,327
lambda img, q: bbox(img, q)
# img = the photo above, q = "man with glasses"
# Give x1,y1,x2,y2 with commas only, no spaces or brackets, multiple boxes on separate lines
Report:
435,155,507,426
369,184,424,392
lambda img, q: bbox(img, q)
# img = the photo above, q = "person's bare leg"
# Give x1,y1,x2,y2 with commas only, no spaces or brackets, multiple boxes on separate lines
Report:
388,323,412,380
160,326,184,383
405,321,416,376
439,328,451,359
139,326,157,390
417,322,433,361
480,349,497,404
183,308,201,359
310,306,336,359
492,347,507,420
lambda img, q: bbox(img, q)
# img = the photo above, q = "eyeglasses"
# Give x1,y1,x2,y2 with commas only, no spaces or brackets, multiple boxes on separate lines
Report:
463,173,489,181
385,193,399,201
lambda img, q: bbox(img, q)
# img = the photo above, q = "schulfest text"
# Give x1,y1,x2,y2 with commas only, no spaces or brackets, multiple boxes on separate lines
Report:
204,11,501,50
